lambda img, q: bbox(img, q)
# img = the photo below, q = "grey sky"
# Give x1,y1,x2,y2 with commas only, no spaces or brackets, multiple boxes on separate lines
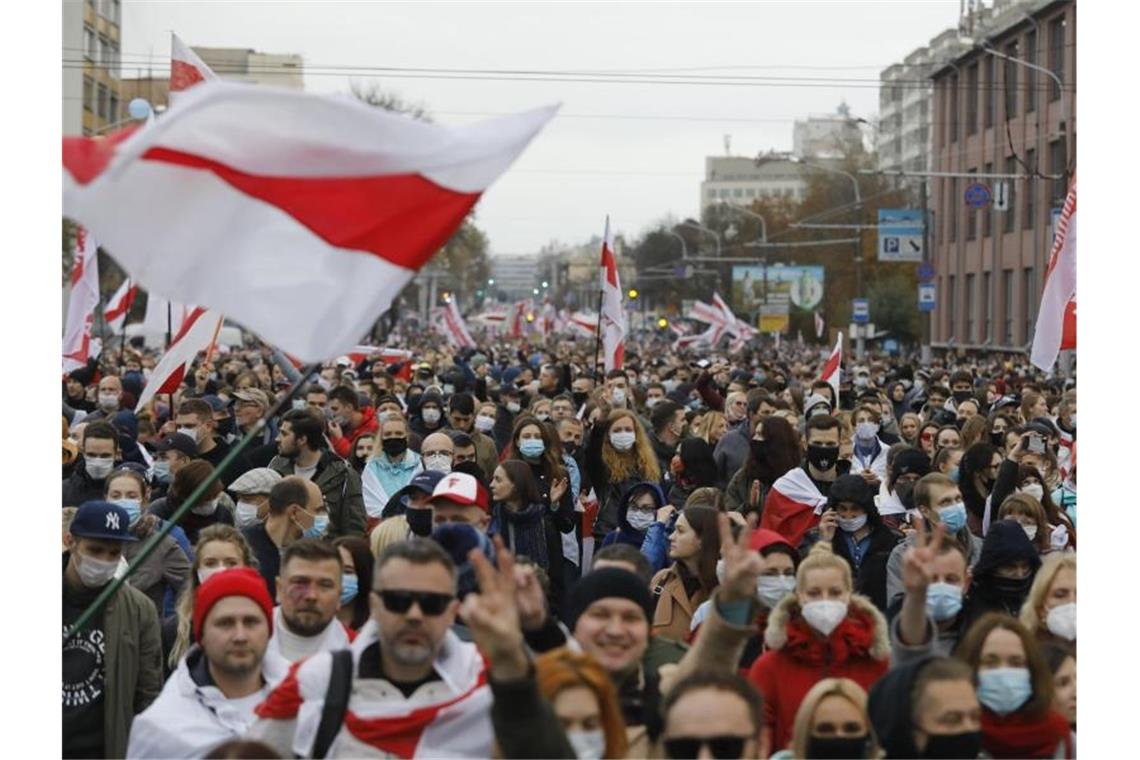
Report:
122,1,959,255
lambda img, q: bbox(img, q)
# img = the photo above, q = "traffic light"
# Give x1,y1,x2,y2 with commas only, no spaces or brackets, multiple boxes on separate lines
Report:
657,317,668,329
628,288,639,300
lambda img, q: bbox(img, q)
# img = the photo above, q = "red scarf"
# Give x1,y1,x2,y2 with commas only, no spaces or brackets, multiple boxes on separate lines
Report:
981,708,1073,759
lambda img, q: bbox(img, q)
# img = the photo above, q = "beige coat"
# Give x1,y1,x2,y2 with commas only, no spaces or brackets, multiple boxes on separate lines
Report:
650,565,709,645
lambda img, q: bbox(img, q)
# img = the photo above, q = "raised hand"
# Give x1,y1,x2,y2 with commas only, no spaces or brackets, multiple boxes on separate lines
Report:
749,480,762,509
656,504,677,525
513,563,549,631
818,510,839,543
461,536,528,680
716,513,765,604
549,477,569,505
901,515,947,595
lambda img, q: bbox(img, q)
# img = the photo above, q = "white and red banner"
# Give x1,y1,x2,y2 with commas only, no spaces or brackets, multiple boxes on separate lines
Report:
434,299,477,349
104,278,138,334
343,346,412,366
760,467,829,548
814,310,825,339
569,311,599,339
141,292,195,341
135,307,224,410
820,331,843,404
170,33,218,94
509,299,533,339
62,82,556,363
63,226,100,374
599,217,626,371
1031,177,1077,371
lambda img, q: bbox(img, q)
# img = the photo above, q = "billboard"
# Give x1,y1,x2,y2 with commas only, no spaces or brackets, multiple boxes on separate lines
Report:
732,264,825,316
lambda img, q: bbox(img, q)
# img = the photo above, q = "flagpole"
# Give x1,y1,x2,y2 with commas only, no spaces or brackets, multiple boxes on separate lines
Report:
592,283,604,376
64,362,321,644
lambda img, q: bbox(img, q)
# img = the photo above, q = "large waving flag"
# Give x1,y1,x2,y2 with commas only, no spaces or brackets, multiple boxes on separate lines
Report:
170,33,218,93
760,468,829,548
63,226,101,374
1031,177,1077,371
569,311,599,339
135,308,224,410
820,331,843,405
62,82,556,363
599,217,627,371
104,278,138,334
434,299,477,349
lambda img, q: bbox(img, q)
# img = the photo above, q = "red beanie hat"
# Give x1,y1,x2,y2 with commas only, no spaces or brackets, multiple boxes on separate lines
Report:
193,567,274,640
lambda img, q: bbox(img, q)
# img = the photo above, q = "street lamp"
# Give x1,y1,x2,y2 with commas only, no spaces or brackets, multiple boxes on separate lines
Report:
667,230,689,260
718,201,767,243
676,221,721,257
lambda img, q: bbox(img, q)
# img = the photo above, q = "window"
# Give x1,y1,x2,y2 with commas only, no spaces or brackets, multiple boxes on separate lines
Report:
1003,269,1014,345
719,189,730,198
83,76,94,112
1025,30,1037,113
84,25,96,60
966,274,976,342
1024,267,1036,342
97,34,107,68
949,177,958,242
1050,138,1067,206
96,83,108,120
983,162,993,238
706,189,716,199
108,93,119,123
949,76,959,143
107,38,120,79
1004,42,1018,119
984,55,995,129
1023,148,1036,229
966,169,977,241
966,64,978,135
1048,17,1065,101
745,188,755,198
733,188,743,198
947,276,957,340
1003,156,1017,232
984,271,993,342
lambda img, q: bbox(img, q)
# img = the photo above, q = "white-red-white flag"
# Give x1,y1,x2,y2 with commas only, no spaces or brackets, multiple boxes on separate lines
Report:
599,217,627,372
63,226,100,374
509,299,533,339
170,33,218,94
62,81,556,363
135,307,224,410
435,298,476,349
1031,177,1077,371
712,292,757,341
569,311,599,339
814,310,825,339
104,278,138,334
820,331,843,405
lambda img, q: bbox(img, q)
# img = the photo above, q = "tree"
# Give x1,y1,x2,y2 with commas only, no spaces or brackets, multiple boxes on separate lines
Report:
866,270,920,344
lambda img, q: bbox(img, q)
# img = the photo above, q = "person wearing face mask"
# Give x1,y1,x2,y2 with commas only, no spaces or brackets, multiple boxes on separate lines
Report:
332,536,375,634
149,432,197,499
147,460,232,546
446,392,500,479
772,678,878,760
527,648,629,760
665,439,720,508
410,388,446,437
1018,554,1076,644
584,409,662,540
421,431,456,474
725,415,802,519
361,415,423,527
63,421,122,506
243,477,329,598
850,405,889,490
959,521,1042,632
987,438,1076,545
647,401,687,479
868,656,984,759
601,482,666,549
809,475,903,613
81,375,125,424
747,542,890,754
507,416,579,582
959,442,1001,536
227,467,283,532
63,501,163,760
760,415,850,548
996,495,1061,557
955,614,1073,758
603,369,631,410
106,468,191,615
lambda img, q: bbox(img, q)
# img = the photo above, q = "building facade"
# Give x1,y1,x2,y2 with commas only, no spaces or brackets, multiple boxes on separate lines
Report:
792,102,864,159
930,0,1074,351
700,154,808,212
63,0,123,136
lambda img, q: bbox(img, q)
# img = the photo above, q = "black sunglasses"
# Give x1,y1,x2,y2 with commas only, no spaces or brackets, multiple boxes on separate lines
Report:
374,589,454,616
663,736,749,759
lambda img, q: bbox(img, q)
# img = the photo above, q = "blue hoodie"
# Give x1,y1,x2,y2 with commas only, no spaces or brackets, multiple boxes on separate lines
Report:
601,481,665,550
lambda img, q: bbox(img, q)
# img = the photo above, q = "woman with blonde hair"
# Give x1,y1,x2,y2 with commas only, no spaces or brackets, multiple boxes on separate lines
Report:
1019,553,1076,644
162,524,257,673
898,412,922,446
772,678,878,759
585,408,661,540
694,410,728,448
959,415,988,451
748,542,890,754
536,648,629,759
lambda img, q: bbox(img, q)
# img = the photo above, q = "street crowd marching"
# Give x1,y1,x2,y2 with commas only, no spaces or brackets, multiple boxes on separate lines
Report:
60,32,1079,760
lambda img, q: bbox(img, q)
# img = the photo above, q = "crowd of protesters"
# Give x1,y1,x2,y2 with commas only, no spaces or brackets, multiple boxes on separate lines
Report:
62,328,1076,758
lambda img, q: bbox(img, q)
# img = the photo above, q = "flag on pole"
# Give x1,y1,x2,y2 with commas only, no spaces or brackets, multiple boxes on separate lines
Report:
62,226,100,373
135,308,224,410
569,311,599,338
170,33,218,94
1030,177,1077,371
820,331,843,406
62,81,556,363
104,279,138,334
814,310,825,339
435,298,477,349
509,300,533,339
599,217,626,371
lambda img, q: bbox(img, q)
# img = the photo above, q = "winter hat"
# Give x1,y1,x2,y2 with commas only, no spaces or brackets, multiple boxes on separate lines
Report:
826,474,877,518
193,567,274,640
892,448,931,481
804,393,832,416
973,520,1042,579
430,523,496,600
867,656,938,759
565,567,654,632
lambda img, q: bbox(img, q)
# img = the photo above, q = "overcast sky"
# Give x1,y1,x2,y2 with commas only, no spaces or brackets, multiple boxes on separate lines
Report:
121,0,960,255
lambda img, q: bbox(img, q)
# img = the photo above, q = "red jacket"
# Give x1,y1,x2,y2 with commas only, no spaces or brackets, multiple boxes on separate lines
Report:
331,406,378,459
747,593,890,753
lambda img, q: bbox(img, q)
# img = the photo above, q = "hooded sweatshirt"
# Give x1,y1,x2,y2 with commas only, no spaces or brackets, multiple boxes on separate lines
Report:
601,481,666,549
961,520,1042,631
867,656,939,758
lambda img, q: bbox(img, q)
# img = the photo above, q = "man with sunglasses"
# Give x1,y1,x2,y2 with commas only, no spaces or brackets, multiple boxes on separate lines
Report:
250,538,497,758
661,671,767,760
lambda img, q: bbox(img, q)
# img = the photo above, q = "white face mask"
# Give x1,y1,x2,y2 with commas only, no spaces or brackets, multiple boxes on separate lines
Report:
609,431,636,451
76,552,119,588
97,393,120,411
422,408,441,425
646,397,661,409
235,500,262,529
423,454,452,474
197,566,228,584
611,388,626,405
1021,523,1038,540
627,510,655,532
757,575,797,608
177,426,199,444
838,514,868,533
567,729,606,760
1045,602,1076,641
475,415,496,432
855,421,878,441
85,457,115,480
191,499,218,516
506,401,521,414
1019,484,1045,502
800,599,848,636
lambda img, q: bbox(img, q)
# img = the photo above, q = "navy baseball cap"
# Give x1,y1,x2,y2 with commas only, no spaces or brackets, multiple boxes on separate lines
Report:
70,501,137,542
201,395,228,414
156,433,198,458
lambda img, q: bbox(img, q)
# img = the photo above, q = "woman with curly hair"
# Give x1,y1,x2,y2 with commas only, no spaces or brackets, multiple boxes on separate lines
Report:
585,408,662,540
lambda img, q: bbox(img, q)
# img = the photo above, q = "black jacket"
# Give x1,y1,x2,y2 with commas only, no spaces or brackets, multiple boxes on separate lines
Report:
268,449,367,538
961,520,1042,631
62,460,107,507
830,523,903,613
868,656,938,758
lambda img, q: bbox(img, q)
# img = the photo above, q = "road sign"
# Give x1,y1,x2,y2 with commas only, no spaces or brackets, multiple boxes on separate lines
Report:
993,180,1009,211
917,262,935,282
964,182,992,209
918,283,936,312
878,209,925,263
852,298,869,324
759,303,789,333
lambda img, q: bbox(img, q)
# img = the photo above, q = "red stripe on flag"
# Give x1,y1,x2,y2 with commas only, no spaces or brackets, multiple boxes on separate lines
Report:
170,59,207,92
62,127,142,186
139,147,481,270
820,350,840,381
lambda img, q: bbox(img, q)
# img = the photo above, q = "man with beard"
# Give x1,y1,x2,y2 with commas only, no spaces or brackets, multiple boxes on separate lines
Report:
126,568,289,758
266,538,352,664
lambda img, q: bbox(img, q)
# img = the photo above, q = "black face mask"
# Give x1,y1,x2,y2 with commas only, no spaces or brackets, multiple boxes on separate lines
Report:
404,506,433,537
216,417,236,437
919,730,982,759
990,432,1005,447
807,444,839,471
807,735,870,759
381,437,409,457
572,391,589,407
749,439,768,462
563,442,580,457
990,573,1033,601
952,389,974,404
894,480,916,510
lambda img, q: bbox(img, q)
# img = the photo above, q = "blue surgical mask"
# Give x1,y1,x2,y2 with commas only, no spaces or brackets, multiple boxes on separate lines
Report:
519,439,546,459
976,667,1032,715
949,466,960,483
925,582,963,621
938,501,968,533
152,461,171,484
303,513,329,539
113,498,142,526
340,573,359,605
